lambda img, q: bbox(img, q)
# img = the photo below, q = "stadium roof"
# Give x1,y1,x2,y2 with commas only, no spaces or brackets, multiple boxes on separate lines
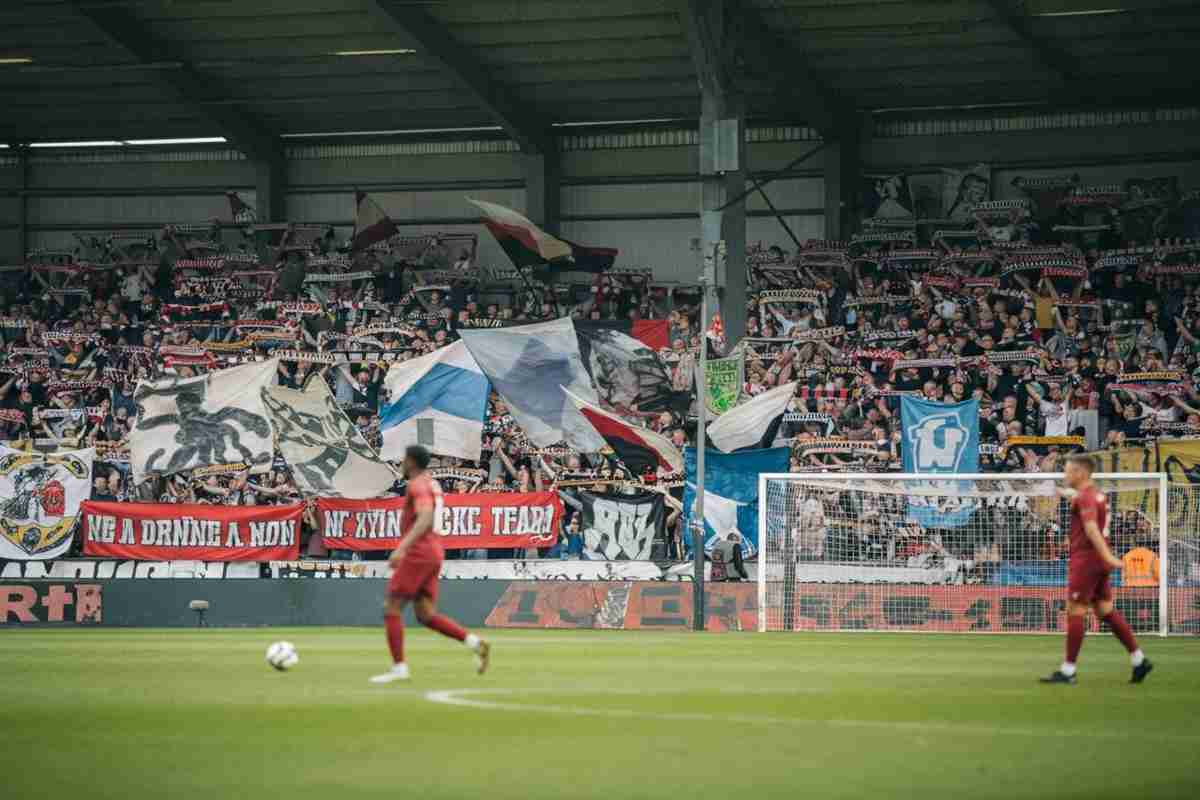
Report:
2,0,1197,154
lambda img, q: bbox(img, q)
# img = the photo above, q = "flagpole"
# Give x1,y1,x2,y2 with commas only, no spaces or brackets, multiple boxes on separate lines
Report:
692,258,711,632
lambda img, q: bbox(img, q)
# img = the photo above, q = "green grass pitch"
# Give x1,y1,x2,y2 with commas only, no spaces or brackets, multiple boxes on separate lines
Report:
2,628,1197,799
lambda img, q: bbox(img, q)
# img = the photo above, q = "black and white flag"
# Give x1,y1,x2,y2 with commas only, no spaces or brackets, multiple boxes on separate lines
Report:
577,490,665,561
574,323,676,412
262,379,397,498
131,361,277,482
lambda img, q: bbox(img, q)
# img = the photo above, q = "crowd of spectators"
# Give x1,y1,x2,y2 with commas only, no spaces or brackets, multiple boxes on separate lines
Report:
3,177,1200,568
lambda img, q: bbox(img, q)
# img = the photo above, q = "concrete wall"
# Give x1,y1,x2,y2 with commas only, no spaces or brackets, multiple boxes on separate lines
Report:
0,579,508,628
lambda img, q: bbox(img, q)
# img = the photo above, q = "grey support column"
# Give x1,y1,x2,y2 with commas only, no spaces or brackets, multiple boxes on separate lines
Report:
16,144,29,263
699,92,747,342
523,149,561,236
823,119,862,243
255,155,287,224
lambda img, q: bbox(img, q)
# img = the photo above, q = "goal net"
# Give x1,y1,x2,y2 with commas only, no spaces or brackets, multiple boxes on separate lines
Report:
757,473,1195,635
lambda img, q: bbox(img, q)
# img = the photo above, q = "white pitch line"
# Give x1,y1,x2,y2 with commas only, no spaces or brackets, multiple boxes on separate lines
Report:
424,687,1200,743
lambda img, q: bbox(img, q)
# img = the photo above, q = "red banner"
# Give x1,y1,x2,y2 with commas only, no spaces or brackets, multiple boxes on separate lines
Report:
318,492,563,551
81,501,302,562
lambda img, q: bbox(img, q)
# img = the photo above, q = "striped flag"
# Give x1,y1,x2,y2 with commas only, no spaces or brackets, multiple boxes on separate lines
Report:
379,341,490,462
467,197,617,272
564,388,683,475
351,190,399,252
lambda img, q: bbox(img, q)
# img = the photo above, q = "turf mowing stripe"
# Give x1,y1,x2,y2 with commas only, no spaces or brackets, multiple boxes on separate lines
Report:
424,687,1200,743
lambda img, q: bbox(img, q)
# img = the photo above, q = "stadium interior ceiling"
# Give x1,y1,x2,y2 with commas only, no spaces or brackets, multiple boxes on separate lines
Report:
2,0,1196,147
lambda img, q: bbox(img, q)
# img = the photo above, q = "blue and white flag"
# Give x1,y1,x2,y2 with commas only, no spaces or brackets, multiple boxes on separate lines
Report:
900,397,979,527
459,317,605,452
682,446,790,557
900,397,979,474
379,341,489,462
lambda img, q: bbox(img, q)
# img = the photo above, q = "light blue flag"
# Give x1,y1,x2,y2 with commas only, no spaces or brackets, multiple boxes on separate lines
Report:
459,317,605,452
900,396,980,527
379,341,489,462
682,446,790,557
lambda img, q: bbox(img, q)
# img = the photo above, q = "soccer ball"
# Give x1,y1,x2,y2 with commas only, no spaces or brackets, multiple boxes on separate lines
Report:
265,641,299,671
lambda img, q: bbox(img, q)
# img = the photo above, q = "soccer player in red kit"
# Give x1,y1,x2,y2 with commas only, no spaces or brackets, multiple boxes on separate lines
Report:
1041,455,1153,685
370,445,490,683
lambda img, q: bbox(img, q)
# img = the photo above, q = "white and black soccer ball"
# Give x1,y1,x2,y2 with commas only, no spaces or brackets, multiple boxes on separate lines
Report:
266,641,299,671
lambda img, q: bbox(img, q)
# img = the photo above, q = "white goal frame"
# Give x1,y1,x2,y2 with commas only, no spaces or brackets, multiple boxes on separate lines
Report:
755,472,1170,635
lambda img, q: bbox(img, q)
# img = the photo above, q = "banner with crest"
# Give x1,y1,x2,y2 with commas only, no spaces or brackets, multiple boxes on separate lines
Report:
0,446,94,560
704,355,743,416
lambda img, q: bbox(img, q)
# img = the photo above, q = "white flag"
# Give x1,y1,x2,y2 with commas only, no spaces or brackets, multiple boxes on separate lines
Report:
706,381,797,453
264,379,397,498
130,360,277,482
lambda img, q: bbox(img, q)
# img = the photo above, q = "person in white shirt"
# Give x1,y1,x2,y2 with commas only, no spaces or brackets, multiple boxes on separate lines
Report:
1027,382,1072,437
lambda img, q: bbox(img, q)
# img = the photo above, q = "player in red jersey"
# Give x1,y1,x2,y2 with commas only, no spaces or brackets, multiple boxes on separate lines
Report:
370,445,490,684
1041,455,1153,685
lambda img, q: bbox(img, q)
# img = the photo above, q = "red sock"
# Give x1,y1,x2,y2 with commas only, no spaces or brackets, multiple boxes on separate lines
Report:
425,613,467,642
1066,615,1085,664
1102,611,1139,654
385,614,405,664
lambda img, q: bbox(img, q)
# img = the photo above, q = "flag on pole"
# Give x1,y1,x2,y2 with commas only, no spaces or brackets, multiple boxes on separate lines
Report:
351,190,399,251
264,379,397,499
130,360,278,482
706,381,797,452
379,341,490,462
564,387,684,475
467,197,618,272
459,317,605,451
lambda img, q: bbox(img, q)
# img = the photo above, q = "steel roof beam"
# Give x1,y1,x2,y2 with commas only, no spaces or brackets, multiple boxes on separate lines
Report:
985,0,1079,82
368,1,553,154
67,2,280,161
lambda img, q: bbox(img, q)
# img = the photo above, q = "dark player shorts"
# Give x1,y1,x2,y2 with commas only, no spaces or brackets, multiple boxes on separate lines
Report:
1067,561,1113,604
387,541,443,602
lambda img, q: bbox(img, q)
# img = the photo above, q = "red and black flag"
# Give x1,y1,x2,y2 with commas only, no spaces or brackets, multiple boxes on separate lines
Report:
467,198,617,273
352,190,399,252
564,387,684,475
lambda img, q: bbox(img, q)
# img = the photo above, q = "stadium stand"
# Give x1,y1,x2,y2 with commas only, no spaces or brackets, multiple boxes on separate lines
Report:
3,184,1200,571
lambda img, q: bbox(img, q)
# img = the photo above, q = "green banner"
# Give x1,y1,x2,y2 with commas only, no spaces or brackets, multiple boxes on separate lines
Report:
1114,331,1137,360
705,356,743,415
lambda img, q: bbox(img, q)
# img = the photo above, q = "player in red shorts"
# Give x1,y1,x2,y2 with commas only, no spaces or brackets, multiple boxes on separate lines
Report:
1041,455,1153,685
370,445,490,684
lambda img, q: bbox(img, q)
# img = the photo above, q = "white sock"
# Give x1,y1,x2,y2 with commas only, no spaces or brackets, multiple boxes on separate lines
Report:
1060,661,1077,677
464,633,481,653
392,662,408,673
1131,649,1145,667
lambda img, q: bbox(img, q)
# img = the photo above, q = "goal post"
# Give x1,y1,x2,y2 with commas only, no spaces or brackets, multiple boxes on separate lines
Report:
756,472,1187,636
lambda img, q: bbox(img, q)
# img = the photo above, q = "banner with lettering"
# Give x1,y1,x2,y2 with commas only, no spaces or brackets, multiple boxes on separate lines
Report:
317,491,563,551
80,501,303,561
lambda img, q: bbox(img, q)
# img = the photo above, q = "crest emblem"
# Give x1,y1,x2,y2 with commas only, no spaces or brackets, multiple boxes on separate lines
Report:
705,356,743,416
0,450,91,558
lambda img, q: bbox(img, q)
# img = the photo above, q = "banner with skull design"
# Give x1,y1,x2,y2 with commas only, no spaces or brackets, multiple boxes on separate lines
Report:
262,378,397,499
130,360,278,483
0,446,94,560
